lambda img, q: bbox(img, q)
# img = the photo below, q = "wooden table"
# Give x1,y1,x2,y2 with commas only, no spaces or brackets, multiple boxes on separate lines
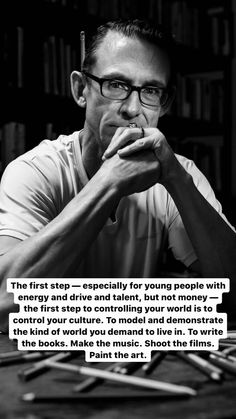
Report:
1,333,236,419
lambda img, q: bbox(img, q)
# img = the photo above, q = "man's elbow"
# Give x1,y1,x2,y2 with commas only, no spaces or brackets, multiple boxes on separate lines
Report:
0,284,18,333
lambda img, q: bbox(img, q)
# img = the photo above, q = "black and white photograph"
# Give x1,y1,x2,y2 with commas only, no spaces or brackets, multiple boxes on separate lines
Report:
0,1,236,418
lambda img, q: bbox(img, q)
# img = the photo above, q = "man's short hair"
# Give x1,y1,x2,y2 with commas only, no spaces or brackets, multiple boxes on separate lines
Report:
82,19,177,87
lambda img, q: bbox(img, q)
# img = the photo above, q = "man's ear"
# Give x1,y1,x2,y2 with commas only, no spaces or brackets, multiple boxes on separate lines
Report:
159,86,176,117
70,71,87,108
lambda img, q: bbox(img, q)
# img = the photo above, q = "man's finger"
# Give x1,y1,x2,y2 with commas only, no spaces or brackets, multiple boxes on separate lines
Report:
117,138,148,157
102,128,145,160
117,133,164,157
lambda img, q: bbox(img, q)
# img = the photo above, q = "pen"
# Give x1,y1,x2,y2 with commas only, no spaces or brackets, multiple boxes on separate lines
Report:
209,354,236,376
111,362,125,372
0,351,56,367
118,362,145,375
142,352,167,375
219,339,236,345
222,346,236,356
0,350,31,359
113,361,144,374
176,352,223,382
208,350,236,362
18,352,75,381
74,362,144,392
73,362,119,392
45,360,197,396
219,342,236,349
22,391,191,403
226,331,236,339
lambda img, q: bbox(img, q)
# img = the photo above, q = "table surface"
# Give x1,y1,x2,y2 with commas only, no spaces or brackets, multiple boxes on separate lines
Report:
1,334,236,419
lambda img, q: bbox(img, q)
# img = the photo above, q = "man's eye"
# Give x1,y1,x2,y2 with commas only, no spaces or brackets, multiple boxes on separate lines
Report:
142,87,161,96
109,80,129,90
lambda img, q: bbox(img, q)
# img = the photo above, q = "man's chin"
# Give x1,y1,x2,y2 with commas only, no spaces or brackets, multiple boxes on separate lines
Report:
104,125,118,136
101,126,117,145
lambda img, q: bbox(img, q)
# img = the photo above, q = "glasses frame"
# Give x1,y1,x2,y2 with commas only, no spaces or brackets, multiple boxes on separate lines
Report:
83,71,170,108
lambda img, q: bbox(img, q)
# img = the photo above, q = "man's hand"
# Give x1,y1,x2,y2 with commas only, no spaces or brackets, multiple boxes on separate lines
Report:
102,127,184,190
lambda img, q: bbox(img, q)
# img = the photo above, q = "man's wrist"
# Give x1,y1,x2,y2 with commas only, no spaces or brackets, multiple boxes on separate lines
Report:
162,163,193,195
94,164,122,201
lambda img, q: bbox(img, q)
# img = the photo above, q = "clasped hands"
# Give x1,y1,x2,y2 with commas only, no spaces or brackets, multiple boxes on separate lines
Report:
102,126,165,160
102,126,181,188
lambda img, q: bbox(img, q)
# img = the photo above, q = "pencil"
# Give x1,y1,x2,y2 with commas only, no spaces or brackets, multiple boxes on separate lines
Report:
176,352,223,382
0,351,56,367
220,339,236,345
21,391,191,403
45,360,197,396
226,332,236,339
18,352,75,381
219,342,236,348
73,362,119,392
112,362,128,372
80,31,85,70
222,346,236,356
118,362,144,375
0,350,31,359
209,350,236,362
142,352,167,375
209,354,236,376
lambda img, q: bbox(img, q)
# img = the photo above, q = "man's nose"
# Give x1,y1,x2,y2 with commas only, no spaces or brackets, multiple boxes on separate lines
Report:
120,90,142,118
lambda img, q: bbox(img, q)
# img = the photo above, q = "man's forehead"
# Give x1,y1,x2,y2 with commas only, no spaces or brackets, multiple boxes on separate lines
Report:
99,31,132,52
95,32,140,63
94,31,170,80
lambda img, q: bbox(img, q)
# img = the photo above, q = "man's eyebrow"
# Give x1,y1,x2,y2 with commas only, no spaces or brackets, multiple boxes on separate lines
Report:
102,72,166,88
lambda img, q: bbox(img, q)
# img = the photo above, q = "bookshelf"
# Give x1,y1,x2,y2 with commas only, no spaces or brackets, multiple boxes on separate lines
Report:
0,0,235,222
231,0,236,201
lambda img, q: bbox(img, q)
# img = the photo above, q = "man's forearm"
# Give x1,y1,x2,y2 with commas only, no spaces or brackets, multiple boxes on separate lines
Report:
165,168,236,313
165,169,236,277
0,169,119,280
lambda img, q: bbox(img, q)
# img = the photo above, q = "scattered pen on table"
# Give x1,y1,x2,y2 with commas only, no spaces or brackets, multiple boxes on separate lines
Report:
74,361,148,392
45,360,197,396
176,352,223,382
112,362,129,373
142,352,168,375
18,352,77,381
0,351,57,367
0,350,31,359
73,362,123,392
222,346,236,356
219,339,236,345
21,391,192,403
73,362,145,393
219,342,236,349
209,354,236,376
207,350,236,363
117,362,145,375
225,331,236,339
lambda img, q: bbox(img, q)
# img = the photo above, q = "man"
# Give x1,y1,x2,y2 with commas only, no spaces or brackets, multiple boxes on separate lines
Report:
0,19,235,331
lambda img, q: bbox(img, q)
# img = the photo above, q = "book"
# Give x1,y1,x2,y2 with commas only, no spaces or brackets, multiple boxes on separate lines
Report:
2,122,26,168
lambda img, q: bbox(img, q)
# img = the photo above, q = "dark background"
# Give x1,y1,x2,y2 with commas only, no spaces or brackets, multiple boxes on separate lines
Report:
0,0,235,225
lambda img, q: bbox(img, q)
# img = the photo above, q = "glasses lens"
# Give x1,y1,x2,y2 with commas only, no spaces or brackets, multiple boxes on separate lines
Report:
141,87,165,107
102,80,130,99
160,91,170,107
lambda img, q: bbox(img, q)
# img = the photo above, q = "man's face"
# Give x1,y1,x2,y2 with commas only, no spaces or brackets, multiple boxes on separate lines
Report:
83,31,171,153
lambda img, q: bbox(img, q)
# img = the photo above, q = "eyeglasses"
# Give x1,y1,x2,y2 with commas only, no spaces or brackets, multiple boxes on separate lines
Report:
83,71,170,108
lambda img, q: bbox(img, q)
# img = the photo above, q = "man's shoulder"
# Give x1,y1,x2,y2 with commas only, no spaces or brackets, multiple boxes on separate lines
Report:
174,153,204,182
1,131,81,189
175,153,195,170
17,131,80,163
